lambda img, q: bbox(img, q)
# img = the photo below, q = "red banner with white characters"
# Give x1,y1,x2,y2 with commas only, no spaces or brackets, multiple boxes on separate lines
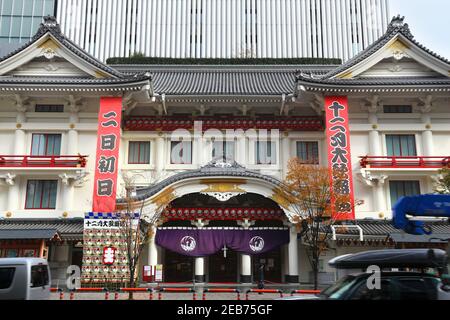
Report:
92,97,122,213
325,96,355,221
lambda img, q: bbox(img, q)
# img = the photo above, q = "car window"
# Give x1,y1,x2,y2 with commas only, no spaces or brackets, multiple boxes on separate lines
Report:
31,265,49,288
350,279,394,300
0,267,16,289
320,275,356,299
395,278,432,300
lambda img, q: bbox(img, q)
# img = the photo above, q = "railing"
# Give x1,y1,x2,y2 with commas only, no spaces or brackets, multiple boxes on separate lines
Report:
124,115,324,131
359,156,450,169
0,155,88,168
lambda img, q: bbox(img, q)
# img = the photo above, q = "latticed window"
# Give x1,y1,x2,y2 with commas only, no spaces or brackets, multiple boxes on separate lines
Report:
170,141,192,164
25,180,58,209
128,141,151,164
296,141,319,164
256,141,276,165
31,134,61,156
386,135,417,157
212,141,235,162
389,181,420,206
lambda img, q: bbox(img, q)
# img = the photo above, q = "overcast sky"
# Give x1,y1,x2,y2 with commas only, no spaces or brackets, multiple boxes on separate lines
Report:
390,0,450,59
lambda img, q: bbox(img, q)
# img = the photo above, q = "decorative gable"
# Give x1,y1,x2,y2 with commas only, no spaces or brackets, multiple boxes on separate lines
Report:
328,16,450,80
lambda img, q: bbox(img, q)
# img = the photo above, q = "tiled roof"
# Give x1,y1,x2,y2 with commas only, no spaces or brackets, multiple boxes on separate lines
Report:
0,219,83,241
113,65,336,96
0,229,59,240
0,75,151,86
296,76,450,87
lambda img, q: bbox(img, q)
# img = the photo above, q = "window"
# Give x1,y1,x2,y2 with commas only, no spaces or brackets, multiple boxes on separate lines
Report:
25,180,58,209
170,141,192,164
383,105,412,114
256,141,276,165
350,279,394,300
212,141,235,162
386,135,416,157
31,134,61,156
128,141,151,164
389,181,420,206
395,278,433,300
35,104,64,113
30,265,49,288
0,267,16,289
296,141,319,164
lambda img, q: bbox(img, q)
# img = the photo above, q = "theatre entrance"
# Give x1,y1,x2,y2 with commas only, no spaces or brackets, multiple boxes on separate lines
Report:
208,249,238,283
253,248,282,283
163,250,194,283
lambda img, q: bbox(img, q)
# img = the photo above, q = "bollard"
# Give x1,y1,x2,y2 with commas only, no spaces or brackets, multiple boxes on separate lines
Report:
192,291,197,301
114,292,119,300
149,290,153,300
70,290,75,300
59,289,64,300
158,291,162,300
237,292,240,301
202,291,206,301
104,289,109,300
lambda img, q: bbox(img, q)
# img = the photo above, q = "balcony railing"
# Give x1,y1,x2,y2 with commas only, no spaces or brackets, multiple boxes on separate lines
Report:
0,155,88,168
360,156,450,169
124,115,324,131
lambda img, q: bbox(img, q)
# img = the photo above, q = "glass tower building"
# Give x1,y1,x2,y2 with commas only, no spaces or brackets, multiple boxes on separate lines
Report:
0,0,56,45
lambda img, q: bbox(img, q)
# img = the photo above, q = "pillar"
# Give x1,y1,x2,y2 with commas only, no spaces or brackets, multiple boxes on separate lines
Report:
421,108,434,156
240,254,252,284
285,224,299,283
147,225,158,266
7,176,20,211
373,180,387,214
194,257,206,283
155,134,165,171
68,111,79,155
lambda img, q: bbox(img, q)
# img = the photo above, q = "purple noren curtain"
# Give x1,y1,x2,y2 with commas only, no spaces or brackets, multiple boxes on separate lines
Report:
155,229,289,257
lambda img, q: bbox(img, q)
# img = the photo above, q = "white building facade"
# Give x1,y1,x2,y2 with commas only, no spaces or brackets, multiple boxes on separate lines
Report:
0,15,449,287
55,0,390,62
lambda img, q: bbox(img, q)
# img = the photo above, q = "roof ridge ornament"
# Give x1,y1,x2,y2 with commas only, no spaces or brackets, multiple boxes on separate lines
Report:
387,15,414,39
201,159,246,171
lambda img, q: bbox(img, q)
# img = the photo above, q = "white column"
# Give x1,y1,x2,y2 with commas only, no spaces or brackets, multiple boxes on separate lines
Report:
194,257,205,283
286,224,299,283
60,181,75,211
7,176,20,211
421,113,434,156
155,135,165,171
368,112,381,156
373,181,387,215
147,225,158,267
240,254,252,284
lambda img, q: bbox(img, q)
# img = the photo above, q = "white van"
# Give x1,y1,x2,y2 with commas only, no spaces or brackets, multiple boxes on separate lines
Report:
0,258,51,300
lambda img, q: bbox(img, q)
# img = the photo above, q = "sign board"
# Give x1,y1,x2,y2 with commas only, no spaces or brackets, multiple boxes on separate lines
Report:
92,97,122,213
325,96,355,221
142,265,163,282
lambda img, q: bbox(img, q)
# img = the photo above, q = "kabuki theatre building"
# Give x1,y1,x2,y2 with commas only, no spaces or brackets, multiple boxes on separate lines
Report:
0,16,450,287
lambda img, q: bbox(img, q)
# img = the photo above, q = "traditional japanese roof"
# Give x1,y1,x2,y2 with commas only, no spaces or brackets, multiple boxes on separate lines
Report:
328,219,450,244
112,65,335,96
0,16,151,92
296,16,450,93
0,219,84,241
0,229,60,241
123,160,283,202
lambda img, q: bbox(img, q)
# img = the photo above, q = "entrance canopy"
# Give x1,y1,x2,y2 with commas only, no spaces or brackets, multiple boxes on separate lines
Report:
118,161,299,223
156,227,289,257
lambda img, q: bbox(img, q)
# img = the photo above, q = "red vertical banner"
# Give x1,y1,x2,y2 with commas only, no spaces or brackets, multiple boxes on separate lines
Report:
325,96,355,221
92,97,122,213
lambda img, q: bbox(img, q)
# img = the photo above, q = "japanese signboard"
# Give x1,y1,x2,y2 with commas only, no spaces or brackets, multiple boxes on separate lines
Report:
325,96,355,221
92,97,122,213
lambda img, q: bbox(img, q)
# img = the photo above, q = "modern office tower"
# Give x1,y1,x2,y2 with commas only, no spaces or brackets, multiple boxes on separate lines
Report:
0,0,56,43
54,0,391,62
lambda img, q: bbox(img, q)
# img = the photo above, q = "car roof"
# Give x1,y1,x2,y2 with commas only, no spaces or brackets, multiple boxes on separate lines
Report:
350,271,441,279
329,249,448,269
0,258,48,265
